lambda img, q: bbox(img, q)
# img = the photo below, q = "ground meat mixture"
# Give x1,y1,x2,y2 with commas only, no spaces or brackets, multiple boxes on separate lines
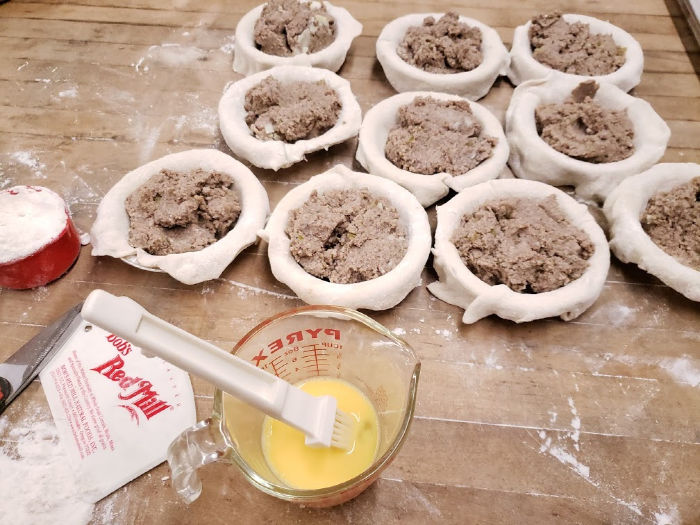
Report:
535,81,634,163
397,12,483,74
125,169,241,256
385,96,497,175
286,188,408,284
529,12,626,76
641,177,700,270
244,77,341,142
452,195,594,293
254,0,336,56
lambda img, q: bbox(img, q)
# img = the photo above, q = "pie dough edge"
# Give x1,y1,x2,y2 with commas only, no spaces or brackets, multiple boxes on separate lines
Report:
233,2,363,75
428,178,610,323
375,13,510,100
356,90,509,207
604,163,700,302
90,149,270,285
218,65,362,171
259,164,432,310
505,77,670,202
507,13,644,92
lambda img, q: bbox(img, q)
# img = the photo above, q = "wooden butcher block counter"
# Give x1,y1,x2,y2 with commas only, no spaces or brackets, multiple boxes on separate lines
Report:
0,0,698,523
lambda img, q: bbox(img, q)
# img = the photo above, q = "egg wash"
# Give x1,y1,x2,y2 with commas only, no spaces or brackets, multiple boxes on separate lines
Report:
261,377,379,490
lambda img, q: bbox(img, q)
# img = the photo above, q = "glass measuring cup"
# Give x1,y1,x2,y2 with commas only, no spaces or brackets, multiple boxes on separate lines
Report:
166,305,420,507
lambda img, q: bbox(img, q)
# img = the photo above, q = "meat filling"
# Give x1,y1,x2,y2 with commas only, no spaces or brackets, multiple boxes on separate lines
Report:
641,177,700,270
286,188,408,284
397,12,483,74
452,195,594,293
125,169,241,256
535,81,634,163
385,96,497,175
245,77,341,143
529,12,626,76
254,0,336,56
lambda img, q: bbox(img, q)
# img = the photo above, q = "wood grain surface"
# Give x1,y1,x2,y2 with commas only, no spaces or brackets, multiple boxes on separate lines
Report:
0,1,698,523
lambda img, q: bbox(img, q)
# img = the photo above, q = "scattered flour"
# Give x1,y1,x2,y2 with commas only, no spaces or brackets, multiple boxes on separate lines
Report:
94,498,116,524
537,429,588,478
0,417,94,524
64,172,101,208
484,350,504,370
392,327,407,336
219,278,298,300
9,151,46,178
31,286,49,302
134,43,208,73
220,35,236,54
548,444,590,478
605,304,638,327
536,428,643,518
659,357,700,387
654,503,680,525
172,101,218,138
567,397,581,450
58,87,79,98
434,328,452,338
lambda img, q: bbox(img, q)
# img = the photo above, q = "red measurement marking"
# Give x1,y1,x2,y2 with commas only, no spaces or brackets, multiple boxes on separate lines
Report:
252,349,268,367
268,356,289,377
301,344,329,375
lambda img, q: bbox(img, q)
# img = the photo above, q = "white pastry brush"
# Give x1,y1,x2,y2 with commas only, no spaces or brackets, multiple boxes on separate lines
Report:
81,289,355,450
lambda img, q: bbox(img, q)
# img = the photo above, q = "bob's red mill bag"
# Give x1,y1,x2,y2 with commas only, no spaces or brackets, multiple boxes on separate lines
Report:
40,318,195,502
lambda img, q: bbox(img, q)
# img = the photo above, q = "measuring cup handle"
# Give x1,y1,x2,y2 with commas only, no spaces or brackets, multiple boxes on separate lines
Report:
166,418,229,504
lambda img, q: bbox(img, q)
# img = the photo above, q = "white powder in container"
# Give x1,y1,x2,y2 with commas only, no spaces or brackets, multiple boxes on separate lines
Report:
0,186,69,264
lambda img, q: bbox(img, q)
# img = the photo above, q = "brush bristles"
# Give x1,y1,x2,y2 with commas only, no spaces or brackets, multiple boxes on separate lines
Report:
330,409,355,450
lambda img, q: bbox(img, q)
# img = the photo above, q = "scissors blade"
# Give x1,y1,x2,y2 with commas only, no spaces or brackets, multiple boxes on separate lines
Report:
0,302,83,415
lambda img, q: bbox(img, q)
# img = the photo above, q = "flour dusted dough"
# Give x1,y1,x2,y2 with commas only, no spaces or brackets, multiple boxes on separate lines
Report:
604,163,700,302
259,165,431,310
376,13,509,100
90,149,269,285
233,1,362,75
508,14,644,92
219,66,361,170
428,179,610,323
356,91,508,207
506,77,669,202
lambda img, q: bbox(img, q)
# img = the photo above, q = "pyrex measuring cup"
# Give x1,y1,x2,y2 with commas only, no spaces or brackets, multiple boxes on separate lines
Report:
167,305,420,507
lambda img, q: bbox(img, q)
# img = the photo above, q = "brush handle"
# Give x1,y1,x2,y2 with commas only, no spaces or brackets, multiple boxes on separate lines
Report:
81,289,317,426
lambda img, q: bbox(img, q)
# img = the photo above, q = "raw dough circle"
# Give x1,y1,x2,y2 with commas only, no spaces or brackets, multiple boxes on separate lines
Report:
376,13,510,99
259,164,431,310
604,163,700,301
90,149,270,285
508,14,644,92
428,178,610,323
356,91,509,207
506,77,670,203
219,65,362,171
233,1,362,75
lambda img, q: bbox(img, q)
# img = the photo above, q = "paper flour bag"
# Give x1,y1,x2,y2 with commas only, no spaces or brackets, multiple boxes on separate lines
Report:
40,318,196,503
